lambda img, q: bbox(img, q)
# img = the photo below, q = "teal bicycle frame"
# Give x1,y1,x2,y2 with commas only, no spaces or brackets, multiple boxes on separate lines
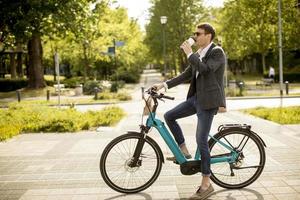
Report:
146,112,239,165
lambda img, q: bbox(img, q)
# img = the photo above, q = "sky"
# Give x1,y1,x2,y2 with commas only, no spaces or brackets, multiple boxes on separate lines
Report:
114,0,224,30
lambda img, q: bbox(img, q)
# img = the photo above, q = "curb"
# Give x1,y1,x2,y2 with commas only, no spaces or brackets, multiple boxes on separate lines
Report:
226,95,300,100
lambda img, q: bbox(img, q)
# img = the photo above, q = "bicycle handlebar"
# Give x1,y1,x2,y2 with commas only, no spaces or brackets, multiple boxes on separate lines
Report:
145,87,175,101
159,94,175,100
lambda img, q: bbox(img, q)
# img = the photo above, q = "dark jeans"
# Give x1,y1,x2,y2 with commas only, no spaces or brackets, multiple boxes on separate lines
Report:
164,95,217,176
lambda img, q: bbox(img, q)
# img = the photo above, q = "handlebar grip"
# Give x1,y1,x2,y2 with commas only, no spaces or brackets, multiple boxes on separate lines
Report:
163,95,175,100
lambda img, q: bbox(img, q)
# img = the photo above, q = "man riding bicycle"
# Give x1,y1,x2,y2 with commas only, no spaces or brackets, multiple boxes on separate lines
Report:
152,23,226,200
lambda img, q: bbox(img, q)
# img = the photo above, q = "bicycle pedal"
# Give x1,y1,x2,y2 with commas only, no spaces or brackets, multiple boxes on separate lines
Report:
173,160,180,165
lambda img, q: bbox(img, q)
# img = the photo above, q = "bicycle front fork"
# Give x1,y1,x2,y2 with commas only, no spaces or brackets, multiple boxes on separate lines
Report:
127,134,146,168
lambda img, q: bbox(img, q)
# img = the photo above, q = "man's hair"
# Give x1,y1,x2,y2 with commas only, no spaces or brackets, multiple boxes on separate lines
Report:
197,23,215,41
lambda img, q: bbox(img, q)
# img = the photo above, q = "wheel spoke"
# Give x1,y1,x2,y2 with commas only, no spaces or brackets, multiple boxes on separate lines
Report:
100,133,162,193
210,129,265,189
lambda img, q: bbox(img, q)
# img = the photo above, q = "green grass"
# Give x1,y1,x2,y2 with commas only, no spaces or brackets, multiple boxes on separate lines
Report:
0,104,125,141
244,106,300,124
0,86,55,99
0,91,132,107
44,75,66,81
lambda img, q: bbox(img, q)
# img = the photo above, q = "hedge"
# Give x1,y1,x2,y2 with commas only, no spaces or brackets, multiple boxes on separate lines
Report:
244,106,300,124
0,104,125,141
0,79,55,92
264,72,300,83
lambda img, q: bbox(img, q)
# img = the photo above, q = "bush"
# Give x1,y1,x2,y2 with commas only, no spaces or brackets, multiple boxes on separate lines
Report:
116,93,132,101
0,124,21,141
244,106,300,124
86,106,125,126
45,80,55,87
111,68,141,83
110,81,125,92
264,72,300,83
83,80,101,95
0,104,125,141
0,79,56,92
0,79,28,92
96,92,131,101
62,77,84,88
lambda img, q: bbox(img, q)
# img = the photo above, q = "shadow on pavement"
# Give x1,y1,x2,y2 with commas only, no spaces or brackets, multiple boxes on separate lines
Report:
103,187,264,200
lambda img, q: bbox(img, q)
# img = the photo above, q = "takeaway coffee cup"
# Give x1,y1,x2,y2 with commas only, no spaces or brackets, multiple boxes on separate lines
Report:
181,37,196,51
187,37,196,46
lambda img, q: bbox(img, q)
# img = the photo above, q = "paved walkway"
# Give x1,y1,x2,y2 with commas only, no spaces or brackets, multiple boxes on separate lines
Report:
0,69,300,200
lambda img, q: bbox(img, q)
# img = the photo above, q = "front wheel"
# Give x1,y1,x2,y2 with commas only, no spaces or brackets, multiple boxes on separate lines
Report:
100,132,164,193
209,128,266,189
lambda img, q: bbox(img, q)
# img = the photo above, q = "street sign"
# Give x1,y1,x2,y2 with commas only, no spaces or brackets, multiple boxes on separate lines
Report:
108,46,115,55
115,41,125,47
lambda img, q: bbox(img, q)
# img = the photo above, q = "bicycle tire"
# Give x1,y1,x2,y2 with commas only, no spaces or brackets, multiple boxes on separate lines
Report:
100,132,164,193
208,127,265,189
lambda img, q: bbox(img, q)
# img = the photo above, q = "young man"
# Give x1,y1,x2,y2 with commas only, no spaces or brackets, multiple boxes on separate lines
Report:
152,23,226,199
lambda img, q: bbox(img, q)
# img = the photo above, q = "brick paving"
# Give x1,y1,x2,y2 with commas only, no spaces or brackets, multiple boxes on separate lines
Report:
0,70,300,200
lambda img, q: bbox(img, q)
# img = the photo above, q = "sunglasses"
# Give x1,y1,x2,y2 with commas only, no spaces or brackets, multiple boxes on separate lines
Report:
194,32,206,36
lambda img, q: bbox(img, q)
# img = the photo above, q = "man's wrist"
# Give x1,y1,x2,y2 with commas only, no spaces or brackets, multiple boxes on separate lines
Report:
187,52,193,59
163,82,168,91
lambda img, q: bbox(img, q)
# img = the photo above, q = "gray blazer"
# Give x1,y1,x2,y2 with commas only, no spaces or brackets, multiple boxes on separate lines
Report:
166,43,226,110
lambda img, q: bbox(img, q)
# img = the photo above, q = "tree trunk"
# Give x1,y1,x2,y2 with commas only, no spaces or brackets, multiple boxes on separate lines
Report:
53,53,56,81
261,53,266,75
172,50,177,76
179,53,187,73
16,53,23,78
27,33,46,88
9,53,17,79
83,43,88,82
24,54,29,77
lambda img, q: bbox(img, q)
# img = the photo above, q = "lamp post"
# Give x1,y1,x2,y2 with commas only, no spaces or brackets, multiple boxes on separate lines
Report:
278,0,283,99
160,16,167,78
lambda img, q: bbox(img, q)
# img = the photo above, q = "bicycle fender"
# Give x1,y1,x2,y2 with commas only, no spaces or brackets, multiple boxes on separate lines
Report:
250,130,267,147
127,131,165,163
210,127,266,148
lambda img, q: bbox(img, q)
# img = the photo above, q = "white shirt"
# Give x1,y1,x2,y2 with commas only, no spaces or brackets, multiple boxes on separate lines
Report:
269,67,275,77
189,42,213,78
163,42,213,90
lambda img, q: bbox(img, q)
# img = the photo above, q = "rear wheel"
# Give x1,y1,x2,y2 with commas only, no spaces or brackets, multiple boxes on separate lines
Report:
209,128,265,189
100,132,163,193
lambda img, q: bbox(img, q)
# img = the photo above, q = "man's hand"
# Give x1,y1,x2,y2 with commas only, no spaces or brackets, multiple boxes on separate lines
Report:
151,83,164,91
180,40,193,56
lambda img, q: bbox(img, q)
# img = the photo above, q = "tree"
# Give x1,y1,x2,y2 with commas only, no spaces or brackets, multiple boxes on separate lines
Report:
145,0,207,75
0,0,94,88
219,0,300,73
42,3,148,82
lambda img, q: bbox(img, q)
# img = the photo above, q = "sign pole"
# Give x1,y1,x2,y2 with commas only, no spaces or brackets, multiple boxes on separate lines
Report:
55,52,60,108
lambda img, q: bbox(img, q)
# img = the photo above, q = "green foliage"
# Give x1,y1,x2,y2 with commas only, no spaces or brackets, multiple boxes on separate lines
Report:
62,77,85,88
86,106,125,127
42,5,147,83
0,79,56,92
111,68,141,83
0,79,28,92
97,92,131,101
145,0,207,73
263,72,300,83
83,80,101,95
0,104,125,141
116,93,131,101
110,81,125,92
220,0,300,71
0,124,21,141
244,106,300,124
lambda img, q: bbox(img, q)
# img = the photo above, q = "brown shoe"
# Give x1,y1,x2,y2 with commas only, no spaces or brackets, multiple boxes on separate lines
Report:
189,184,214,200
166,153,192,162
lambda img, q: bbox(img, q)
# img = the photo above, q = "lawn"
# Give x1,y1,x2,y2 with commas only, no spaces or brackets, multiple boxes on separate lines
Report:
244,106,300,124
